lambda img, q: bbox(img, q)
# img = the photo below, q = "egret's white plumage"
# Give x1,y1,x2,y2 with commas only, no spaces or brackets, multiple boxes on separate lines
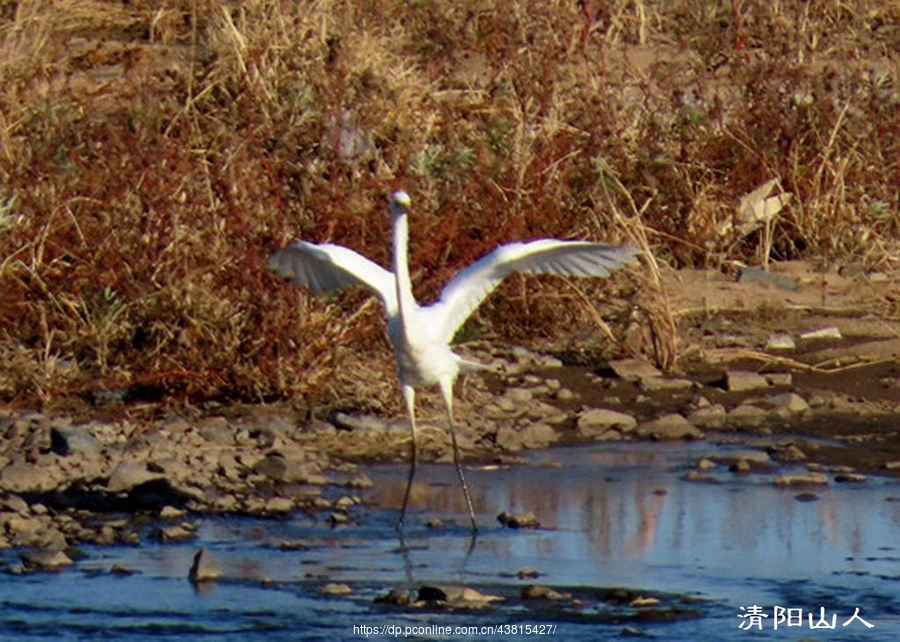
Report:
269,190,640,533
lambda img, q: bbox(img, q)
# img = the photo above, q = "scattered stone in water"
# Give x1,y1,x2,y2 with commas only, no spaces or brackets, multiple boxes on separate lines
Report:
652,488,667,496
320,582,352,596
696,458,717,470
159,505,186,519
794,492,820,502
621,626,648,637
265,497,294,514
686,404,727,429
375,589,412,606
835,473,867,484
773,444,807,463
636,414,702,441
277,539,311,551
155,523,197,543
20,549,74,571
110,564,136,576
729,459,751,474
521,584,571,601
517,568,540,579
683,471,718,483
425,518,445,529
630,596,661,608
774,472,829,486
576,408,637,440
188,548,222,583
497,511,540,529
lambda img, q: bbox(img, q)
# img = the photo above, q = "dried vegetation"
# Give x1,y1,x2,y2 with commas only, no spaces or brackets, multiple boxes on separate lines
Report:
0,0,898,408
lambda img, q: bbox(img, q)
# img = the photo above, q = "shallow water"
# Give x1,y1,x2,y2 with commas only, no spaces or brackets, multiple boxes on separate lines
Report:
2,440,898,640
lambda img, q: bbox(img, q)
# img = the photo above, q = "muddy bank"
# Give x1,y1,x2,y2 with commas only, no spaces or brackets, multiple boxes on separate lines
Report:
0,263,898,556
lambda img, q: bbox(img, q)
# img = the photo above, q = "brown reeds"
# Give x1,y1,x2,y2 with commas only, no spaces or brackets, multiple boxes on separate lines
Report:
0,1,897,406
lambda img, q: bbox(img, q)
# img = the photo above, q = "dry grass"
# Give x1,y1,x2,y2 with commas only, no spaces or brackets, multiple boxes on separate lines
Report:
0,0,898,407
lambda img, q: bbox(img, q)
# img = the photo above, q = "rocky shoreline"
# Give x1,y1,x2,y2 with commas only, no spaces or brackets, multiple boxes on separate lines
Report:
2,340,898,567
1,263,898,570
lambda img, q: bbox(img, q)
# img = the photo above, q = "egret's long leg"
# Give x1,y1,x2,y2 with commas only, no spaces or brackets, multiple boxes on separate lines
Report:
440,378,478,532
397,385,417,535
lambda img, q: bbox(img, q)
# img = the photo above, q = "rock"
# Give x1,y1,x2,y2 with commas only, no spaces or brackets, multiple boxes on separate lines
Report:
425,518,445,529
521,585,570,601
725,371,769,392
159,505,186,519
188,548,222,583
253,453,318,484
794,492,820,502
0,461,60,493
774,472,829,486
50,425,101,456
555,387,577,401
20,549,74,571
738,267,801,291
636,414,702,440
630,596,661,607
683,470,718,483
696,458,717,470
729,459,751,473
765,333,796,351
497,511,540,529
375,589,413,606
106,463,165,493
763,372,793,386
686,404,727,429
320,582,352,596
496,423,559,451
835,473,867,483
761,393,810,413
773,444,807,463
609,358,662,381
416,585,502,608
517,568,540,579
576,408,637,439
727,404,767,427
264,497,294,514
639,377,694,392
799,327,842,341
156,523,197,542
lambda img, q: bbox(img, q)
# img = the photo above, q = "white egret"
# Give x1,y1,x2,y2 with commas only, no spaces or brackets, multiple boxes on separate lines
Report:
269,191,640,533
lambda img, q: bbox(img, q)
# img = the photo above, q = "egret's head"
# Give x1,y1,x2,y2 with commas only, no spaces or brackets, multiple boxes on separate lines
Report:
391,190,411,212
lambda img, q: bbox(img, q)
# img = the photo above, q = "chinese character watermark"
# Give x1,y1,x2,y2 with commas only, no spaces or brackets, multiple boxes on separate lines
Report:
738,605,874,631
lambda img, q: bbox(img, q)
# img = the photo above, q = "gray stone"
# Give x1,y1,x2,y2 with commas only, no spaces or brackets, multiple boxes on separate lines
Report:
521,585,571,601
799,326,842,341
609,358,662,381
774,472,829,486
50,425,101,456
725,371,770,392
497,511,540,529
636,414,702,440
576,408,637,439
21,549,74,571
738,267,801,291
639,377,694,392
0,461,59,494
761,393,810,414
686,404,727,429
765,334,796,351
320,582,352,596
106,463,164,493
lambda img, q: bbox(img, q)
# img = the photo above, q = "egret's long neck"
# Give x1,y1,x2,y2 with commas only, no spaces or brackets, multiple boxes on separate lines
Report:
391,208,417,319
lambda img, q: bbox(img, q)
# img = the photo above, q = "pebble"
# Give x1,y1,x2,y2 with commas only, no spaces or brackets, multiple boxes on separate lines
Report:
636,414,702,440
725,371,770,392
320,582,352,596
497,511,540,529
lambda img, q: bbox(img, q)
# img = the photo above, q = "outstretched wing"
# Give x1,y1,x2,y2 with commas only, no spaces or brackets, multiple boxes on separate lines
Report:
424,241,640,343
268,241,398,317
